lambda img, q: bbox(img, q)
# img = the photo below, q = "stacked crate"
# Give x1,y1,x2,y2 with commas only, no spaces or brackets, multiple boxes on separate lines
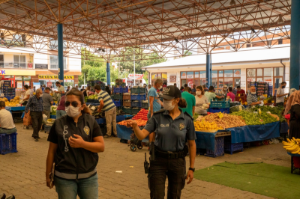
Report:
130,86,147,115
2,81,15,100
112,86,128,108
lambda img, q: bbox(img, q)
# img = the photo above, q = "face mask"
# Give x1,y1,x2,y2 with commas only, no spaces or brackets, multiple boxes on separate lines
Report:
196,91,202,96
251,92,256,95
163,100,175,111
65,105,81,118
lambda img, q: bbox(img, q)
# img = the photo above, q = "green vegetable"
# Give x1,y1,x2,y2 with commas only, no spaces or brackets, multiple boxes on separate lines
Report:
231,110,278,125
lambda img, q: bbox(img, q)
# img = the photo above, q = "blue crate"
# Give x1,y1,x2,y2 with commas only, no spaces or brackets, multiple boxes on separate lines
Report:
86,102,100,106
122,107,132,114
0,133,17,155
206,136,224,157
280,122,289,134
131,87,146,94
87,99,99,103
131,94,146,100
113,100,122,107
210,100,230,108
224,142,243,154
113,93,123,100
131,101,141,107
96,118,105,124
208,108,230,113
114,87,129,93
141,101,149,109
5,96,15,101
50,115,56,119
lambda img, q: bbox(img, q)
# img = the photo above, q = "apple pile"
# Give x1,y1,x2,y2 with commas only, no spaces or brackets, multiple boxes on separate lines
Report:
132,109,149,121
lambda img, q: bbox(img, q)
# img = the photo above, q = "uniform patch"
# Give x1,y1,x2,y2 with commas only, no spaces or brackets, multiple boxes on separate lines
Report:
160,124,170,127
179,123,185,130
83,126,90,135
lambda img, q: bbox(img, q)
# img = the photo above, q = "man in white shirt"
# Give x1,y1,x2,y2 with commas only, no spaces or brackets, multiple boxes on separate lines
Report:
22,85,31,106
276,82,288,106
0,101,17,134
55,81,65,103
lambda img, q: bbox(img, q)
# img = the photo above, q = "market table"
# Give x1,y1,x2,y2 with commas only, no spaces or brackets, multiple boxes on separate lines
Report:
195,130,231,151
5,106,25,112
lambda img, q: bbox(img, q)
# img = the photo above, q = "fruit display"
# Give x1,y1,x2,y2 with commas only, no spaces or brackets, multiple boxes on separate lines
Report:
231,110,278,125
202,112,246,129
118,120,147,127
0,97,8,102
252,106,285,122
194,120,223,131
88,94,99,100
283,138,300,154
132,109,148,120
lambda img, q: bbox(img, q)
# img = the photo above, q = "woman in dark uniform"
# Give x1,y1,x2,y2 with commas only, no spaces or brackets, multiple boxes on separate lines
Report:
128,86,196,199
284,90,300,139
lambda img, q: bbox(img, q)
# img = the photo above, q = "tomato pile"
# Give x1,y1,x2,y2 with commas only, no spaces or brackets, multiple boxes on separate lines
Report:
132,109,149,120
118,120,147,127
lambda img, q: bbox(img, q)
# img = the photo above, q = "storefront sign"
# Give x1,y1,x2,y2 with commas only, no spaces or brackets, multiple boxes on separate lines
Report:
17,81,23,89
38,75,74,79
128,74,143,79
35,64,48,69
170,75,176,82
187,72,194,79
0,70,35,76
28,63,33,69
181,72,186,79
195,72,199,78
24,81,30,86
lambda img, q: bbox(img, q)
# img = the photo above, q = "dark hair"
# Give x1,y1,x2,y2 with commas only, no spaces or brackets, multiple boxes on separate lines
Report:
178,98,187,108
237,86,241,89
229,87,233,92
45,87,50,91
0,101,5,108
196,86,204,93
184,84,188,87
66,88,91,115
209,86,214,91
180,86,184,90
24,85,29,89
281,82,287,85
184,87,190,92
56,81,60,85
94,85,101,90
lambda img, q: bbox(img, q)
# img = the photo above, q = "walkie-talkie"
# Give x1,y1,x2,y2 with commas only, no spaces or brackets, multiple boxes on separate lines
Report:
144,153,150,174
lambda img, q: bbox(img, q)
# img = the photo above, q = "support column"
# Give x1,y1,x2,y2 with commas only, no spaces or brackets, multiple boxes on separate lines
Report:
290,0,300,89
206,53,212,87
106,62,110,86
57,23,64,85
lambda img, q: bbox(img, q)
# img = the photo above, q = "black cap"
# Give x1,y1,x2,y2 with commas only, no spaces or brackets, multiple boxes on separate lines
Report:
162,86,181,100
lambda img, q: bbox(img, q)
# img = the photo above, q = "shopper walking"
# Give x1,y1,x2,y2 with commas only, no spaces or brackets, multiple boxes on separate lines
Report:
284,91,300,139
25,89,43,141
56,95,66,119
42,87,53,119
127,86,196,199
148,79,163,118
94,85,117,138
276,82,288,106
195,86,210,115
46,88,104,199
180,87,195,117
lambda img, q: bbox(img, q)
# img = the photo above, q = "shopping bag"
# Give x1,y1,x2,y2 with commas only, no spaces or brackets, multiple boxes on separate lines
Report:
23,111,32,126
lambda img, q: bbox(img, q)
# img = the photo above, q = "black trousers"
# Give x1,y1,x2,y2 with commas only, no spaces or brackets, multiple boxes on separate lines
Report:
148,157,186,199
30,111,43,138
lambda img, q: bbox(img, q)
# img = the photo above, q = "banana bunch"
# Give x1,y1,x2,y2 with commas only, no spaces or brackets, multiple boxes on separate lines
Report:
283,138,300,154
194,120,223,131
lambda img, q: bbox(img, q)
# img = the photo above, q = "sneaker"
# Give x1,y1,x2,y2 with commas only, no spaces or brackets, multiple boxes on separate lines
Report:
104,135,111,138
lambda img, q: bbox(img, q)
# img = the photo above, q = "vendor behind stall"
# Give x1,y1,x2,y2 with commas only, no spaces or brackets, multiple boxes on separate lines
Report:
195,86,209,115
216,85,228,101
0,101,17,134
247,86,262,106
22,85,31,106
276,82,288,106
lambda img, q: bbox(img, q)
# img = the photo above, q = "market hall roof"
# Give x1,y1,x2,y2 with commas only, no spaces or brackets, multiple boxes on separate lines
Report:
0,0,291,52
142,45,290,69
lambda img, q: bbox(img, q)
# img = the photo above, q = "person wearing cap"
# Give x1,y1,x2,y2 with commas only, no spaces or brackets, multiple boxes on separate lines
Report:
127,86,196,199
216,85,228,101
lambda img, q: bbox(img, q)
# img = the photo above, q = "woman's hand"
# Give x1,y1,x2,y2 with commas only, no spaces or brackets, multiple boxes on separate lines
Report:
69,134,85,148
46,176,54,189
126,120,138,129
186,170,194,184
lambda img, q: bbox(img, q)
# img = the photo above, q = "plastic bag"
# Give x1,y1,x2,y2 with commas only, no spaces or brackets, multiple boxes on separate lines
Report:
23,111,32,126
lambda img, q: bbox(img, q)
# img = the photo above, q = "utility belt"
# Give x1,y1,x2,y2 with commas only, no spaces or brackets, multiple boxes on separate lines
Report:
155,148,186,159
54,169,97,180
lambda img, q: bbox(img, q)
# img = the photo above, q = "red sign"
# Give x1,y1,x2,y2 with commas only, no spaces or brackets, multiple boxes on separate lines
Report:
128,74,144,79
47,82,52,87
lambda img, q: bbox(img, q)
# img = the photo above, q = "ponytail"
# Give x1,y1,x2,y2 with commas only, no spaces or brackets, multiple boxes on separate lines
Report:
178,98,187,108
82,105,91,115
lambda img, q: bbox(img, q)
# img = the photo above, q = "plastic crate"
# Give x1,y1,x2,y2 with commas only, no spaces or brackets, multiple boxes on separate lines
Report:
131,87,147,94
50,115,56,119
122,107,132,114
141,101,149,109
208,108,230,113
132,108,140,115
131,101,141,107
206,136,224,157
0,133,17,155
210,100,230,108
123,93,131,100
113,100,121,107
123,100,131,107
131,94,146,101
87,99,99,103
114,87,128,93
113,94,123,100
224,142,243,154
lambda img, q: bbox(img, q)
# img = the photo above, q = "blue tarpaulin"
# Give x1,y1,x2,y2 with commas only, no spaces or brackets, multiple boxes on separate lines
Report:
227,122,280,144
195,131,218,151
116,124,149,142
96,115,132,124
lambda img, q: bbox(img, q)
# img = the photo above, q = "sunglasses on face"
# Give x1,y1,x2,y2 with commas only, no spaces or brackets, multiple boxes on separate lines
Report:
65,101,80,107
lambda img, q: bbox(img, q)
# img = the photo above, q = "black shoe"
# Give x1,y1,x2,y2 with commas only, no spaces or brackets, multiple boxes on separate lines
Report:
112,134,117,137
1,193,6,199
104,135,111,138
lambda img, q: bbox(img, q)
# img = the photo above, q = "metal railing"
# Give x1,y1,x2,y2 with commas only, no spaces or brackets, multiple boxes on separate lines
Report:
0,62,33,69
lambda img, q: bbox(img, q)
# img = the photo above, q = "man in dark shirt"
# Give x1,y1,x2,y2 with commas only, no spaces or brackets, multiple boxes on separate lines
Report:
42,87,53,119
25,89,43,141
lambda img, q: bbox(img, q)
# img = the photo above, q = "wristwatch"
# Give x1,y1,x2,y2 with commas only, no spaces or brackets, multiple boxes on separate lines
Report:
189,167,195,172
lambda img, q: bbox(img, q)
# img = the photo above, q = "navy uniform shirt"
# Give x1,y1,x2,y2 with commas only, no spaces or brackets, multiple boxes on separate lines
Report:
144,110,196,152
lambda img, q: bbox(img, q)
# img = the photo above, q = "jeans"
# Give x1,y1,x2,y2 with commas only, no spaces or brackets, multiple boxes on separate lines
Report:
30,111,43,138
54,174,98,199
105,107,117,136
148,157,186,199
56,110,66,119
0,127,17,134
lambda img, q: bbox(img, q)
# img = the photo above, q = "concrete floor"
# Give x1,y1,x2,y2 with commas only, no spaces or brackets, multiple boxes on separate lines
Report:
0,123,290,199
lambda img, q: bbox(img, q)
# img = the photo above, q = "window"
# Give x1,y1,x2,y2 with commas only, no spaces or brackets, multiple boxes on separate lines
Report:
13,55,26,68
246,43,251,48
278,39,283,45
50,55,67,69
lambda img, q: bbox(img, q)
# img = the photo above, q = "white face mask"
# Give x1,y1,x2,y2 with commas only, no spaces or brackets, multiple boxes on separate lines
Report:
163,100,175,111
65,105,81,118
251,92,256,95
196,91,202,96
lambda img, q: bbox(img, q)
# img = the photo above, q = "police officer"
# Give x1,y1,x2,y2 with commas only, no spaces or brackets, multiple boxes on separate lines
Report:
128,86,196,199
